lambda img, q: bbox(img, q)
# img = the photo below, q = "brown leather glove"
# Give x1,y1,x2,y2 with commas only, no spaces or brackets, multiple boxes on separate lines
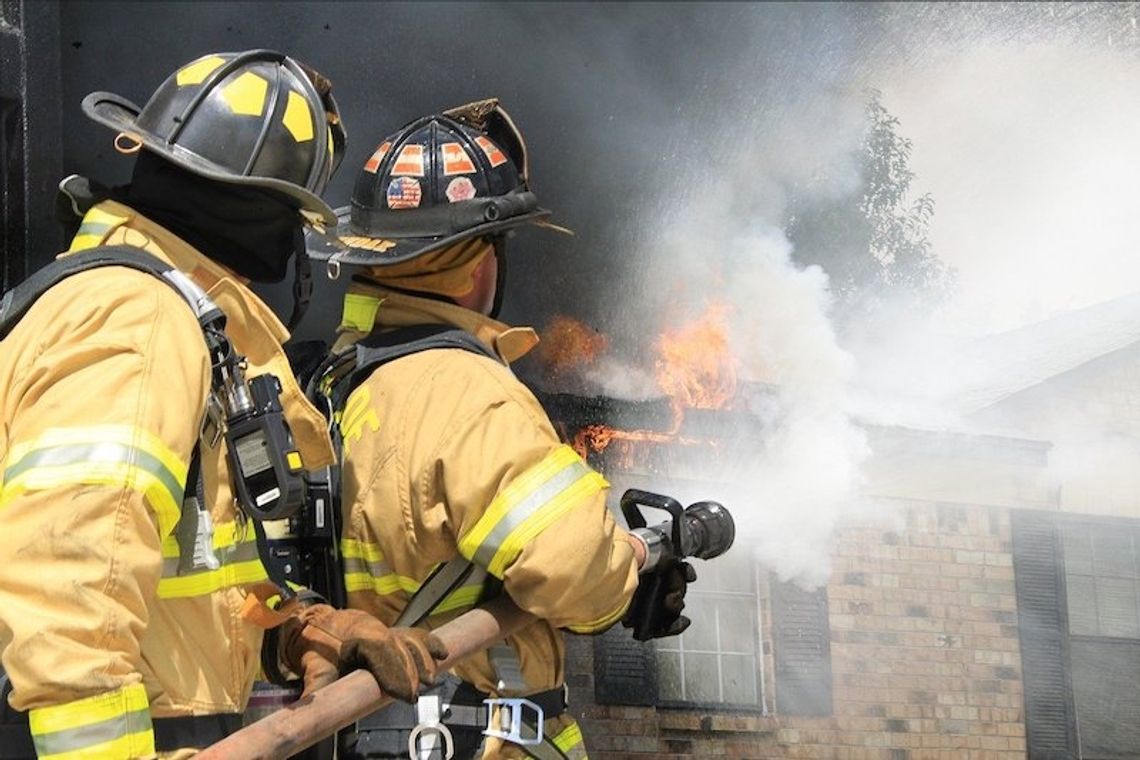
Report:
279,604,448,701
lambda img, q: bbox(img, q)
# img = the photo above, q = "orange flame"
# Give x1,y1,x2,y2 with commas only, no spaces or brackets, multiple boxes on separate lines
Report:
542,304,739,469
654,302,738,411
535,316,609,377
572,423,706,470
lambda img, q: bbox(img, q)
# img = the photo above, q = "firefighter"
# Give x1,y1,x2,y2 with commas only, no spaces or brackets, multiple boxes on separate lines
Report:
306,101,690,760
0,50,444,759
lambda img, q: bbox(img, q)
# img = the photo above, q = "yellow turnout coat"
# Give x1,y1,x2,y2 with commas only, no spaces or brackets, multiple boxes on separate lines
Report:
0,200,333,758
333,282,639,760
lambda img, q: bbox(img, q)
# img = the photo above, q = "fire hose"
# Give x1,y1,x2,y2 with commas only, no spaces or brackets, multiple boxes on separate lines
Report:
198,490,734,758
196,596,537,759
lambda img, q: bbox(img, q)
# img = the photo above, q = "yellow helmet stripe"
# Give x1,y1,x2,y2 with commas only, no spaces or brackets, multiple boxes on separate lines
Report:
282,90,315,142
175,55,225,86
220,71,269,117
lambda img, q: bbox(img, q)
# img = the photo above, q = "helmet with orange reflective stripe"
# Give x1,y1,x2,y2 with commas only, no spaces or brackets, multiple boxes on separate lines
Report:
82,49,346,227
308,98,559,269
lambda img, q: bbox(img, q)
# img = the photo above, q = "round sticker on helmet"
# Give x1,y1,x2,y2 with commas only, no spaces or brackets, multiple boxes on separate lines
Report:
386,177,422,209
445,176,477,203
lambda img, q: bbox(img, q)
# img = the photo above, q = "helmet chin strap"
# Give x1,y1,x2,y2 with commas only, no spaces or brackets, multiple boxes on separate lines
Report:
286,229,313,331
489,234,508,319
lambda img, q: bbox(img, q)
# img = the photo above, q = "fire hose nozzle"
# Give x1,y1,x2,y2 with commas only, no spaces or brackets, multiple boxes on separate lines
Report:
622,489,735,575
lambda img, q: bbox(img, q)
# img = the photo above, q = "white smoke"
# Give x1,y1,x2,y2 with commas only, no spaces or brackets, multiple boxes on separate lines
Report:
533,39,883,589
847,31,1140,527
534,4,1140,587
885,41,1140,337
597,191,875,588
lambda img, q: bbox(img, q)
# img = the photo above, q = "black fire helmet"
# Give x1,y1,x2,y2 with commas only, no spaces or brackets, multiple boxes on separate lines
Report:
82,49,347,228
308,98,563,275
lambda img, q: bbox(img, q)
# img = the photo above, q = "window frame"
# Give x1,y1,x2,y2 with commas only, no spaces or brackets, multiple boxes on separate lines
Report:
1013,509,1140,760
654,560,770,713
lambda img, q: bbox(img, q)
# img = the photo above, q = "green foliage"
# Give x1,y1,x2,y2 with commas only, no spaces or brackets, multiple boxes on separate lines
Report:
786,90,952,323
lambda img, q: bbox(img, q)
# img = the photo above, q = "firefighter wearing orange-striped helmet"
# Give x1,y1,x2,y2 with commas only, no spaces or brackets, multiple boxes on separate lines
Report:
309,102,648,760
309,98,557,318
0,51,443,758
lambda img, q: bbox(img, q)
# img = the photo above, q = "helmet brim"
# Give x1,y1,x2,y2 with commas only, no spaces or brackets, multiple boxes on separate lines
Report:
306,204,554,267
82,90,338,227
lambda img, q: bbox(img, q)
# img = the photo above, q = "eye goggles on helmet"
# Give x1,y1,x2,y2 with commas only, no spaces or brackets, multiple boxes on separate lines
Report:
442,98,530,186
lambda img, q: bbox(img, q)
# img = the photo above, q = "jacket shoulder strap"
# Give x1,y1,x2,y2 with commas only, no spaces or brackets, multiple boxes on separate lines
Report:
0,245,217,339
356,323,500,369
318,325,502,626
329,324,501,412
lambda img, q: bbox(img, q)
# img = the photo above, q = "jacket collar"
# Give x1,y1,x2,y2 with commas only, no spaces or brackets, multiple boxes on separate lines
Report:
78,200,291,345
336,279,539,364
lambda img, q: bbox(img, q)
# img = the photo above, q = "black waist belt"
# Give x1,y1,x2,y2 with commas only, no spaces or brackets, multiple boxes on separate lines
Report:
357,683,568,732
0,711,244,758
350,682,570,760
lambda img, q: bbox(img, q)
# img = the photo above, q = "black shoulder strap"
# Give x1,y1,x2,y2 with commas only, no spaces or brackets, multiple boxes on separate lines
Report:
330,324,501,412
0,246,192,340
356,323,500,365
319,323,502,626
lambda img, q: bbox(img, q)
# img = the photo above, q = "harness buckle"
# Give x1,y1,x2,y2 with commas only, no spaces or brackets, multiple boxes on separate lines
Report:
482,698,543,746
407,722,454,760
408,693,453,760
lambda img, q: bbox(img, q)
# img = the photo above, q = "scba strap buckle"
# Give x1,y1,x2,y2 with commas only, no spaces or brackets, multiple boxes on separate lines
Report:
482,697,543,746
407,692,455,760
407,721,454,760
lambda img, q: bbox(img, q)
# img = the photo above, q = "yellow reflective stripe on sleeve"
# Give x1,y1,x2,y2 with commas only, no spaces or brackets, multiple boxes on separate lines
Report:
430,584,483,617
158,519,268,598
29,683,154,760
342,538,416,594
343,570,419,596
157,558,268,598
341,537,384,562
566,597,631,634
341,539,485,616
552,719,588,759
1,425,188,538
458,445,608,579
341,292,383,332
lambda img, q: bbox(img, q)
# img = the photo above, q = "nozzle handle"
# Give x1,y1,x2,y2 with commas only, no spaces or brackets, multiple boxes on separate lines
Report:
621,489,685,557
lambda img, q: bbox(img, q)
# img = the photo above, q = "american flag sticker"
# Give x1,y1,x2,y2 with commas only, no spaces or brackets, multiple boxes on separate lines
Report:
386,177,422,209
391,144,425,177
445,176,477,203
363,141,392,174
441,143,477,175
475,136,508,167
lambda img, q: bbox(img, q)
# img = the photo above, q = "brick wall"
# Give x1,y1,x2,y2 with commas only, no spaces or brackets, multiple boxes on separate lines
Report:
568,499,1027,760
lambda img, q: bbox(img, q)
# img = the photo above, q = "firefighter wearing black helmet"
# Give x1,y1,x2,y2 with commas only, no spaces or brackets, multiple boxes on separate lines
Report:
305,101,683,760
0,51,444,758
